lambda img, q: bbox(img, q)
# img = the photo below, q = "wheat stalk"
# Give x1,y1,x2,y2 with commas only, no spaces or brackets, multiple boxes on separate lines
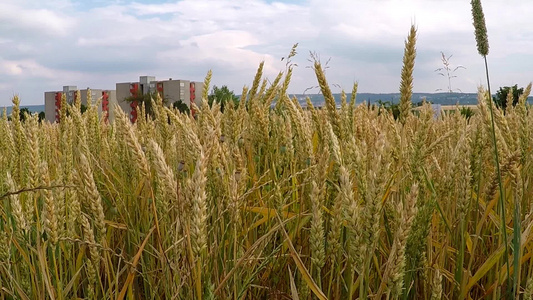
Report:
399,25,417,125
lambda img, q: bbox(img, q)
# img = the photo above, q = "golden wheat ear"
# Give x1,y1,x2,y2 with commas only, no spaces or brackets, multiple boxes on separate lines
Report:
399,24,417,125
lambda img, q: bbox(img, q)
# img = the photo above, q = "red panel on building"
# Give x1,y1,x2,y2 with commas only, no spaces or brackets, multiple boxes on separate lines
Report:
55,92,62,122
129,83,139,123
130,101,138,123
190,82,196,101
190,82,196,117
157,82,164,98
130,83,139,96
102,91,109,123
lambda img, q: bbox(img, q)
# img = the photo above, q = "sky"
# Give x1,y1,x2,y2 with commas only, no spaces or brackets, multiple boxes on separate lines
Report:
1,0,533,106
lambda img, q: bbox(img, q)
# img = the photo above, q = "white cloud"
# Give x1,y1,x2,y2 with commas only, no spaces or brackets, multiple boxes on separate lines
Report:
0,3,76,38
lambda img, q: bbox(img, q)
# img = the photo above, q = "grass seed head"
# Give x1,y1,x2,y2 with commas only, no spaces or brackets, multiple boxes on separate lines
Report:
471,0,489,56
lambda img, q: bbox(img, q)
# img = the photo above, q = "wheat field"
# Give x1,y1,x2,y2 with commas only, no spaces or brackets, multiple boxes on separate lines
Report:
2,6,533,299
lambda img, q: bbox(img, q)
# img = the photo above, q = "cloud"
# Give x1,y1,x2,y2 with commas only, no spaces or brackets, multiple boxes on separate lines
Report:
0,57,86,81
0,3,76,39
1,0,533,106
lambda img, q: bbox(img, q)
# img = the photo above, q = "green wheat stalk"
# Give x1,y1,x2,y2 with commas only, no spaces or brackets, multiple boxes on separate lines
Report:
471,0,512,296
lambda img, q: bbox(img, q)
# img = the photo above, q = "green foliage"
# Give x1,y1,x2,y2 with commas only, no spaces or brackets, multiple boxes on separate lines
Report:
493,84,524,112
124,91,166,117
460,106,475,120
414,100,430,107
173,100,190,114
38,111,45,122
8,107,41,122
376,100,400,119
19,108,31,122
208,85,239,112
66,104,87,118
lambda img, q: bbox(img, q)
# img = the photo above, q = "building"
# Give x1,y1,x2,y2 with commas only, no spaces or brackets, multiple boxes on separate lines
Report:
44,86,117,123
44,76,204,124
116,76,203,122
